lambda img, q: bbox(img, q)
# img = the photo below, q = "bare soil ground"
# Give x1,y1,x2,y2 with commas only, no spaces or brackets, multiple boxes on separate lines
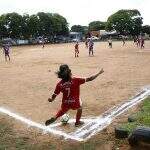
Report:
0,41,150,149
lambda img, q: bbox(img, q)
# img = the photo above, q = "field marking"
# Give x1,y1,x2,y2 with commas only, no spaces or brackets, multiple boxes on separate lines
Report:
0,86,150,141
70,87,150,140
0,107,83,141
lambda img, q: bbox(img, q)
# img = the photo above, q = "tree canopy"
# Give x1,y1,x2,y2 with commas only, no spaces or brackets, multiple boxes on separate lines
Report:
142,25,150,35
0,12,69,39
88,21,106,31
71,25,87,35
106,9,143,36
0,9,149,40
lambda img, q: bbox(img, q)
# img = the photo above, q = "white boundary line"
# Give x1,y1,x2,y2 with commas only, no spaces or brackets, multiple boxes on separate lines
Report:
70,87,150,140
0,107,83,141
0,87,150,141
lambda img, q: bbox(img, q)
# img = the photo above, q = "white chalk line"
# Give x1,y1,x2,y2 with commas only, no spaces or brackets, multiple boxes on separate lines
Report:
70,87,150,140
0,86,150,141
0,107,83,141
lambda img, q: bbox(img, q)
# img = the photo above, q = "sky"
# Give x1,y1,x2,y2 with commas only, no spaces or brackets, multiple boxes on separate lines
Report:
0,0,150,27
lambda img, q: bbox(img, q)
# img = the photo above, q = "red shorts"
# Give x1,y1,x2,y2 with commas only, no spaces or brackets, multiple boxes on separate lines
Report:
55,100,82,118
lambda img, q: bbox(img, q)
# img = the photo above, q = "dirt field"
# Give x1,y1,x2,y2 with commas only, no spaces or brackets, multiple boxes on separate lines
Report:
0,41,150,136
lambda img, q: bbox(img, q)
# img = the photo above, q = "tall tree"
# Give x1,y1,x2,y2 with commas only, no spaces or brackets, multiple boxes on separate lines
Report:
88,21,106,31
52,13,69,36
37,12,53,36
106,9,143,36
142,25,150,35
71,25,86,34
27,15,40,38
0,12,69,39
5,13,23,38
0,14,8,38
21,14,30,39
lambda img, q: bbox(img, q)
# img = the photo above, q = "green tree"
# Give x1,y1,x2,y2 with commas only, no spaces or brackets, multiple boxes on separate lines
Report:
0,12,69,39
21,14,30,39
106,9,143,36
37,12,53,36
5,13,23,38
88,21,106,31
71,25,86,34
52,13,69,36
27,14,40,38
142,25,150,35
36,12,69,37
0,14,8,38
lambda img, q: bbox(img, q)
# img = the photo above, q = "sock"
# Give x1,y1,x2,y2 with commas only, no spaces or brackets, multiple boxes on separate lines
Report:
76,108,82,123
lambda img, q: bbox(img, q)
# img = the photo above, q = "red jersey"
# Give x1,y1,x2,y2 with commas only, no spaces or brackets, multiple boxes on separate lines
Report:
75,43,79,50
54,77,85,104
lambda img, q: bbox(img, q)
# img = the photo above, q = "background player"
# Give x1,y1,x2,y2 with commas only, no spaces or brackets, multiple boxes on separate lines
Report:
108,37,112,48
88,38,94,56
74,41,79,57
2,43,11,61
45,64,104,127
140,37,145,49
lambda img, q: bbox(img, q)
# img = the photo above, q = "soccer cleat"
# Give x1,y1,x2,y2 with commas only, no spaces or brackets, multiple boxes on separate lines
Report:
75,121,84,127
45,117,56,126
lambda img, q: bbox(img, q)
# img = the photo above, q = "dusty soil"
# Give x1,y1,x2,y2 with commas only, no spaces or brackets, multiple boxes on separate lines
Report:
0,41,150,149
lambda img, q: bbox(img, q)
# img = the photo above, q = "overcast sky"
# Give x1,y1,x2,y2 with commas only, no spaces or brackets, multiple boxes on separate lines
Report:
0,0,150,27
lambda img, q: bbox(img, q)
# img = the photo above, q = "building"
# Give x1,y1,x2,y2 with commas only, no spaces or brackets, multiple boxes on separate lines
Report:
69,32,83,41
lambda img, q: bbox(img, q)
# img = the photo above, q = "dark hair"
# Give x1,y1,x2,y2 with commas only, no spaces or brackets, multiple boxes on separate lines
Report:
56,64,71,81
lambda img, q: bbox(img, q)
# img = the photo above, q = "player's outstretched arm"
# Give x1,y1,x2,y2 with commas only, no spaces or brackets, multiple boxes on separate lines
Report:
48,94,57,102
86,68,104,82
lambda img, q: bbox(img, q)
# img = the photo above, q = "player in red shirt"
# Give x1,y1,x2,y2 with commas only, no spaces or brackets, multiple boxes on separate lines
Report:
45,64,104,127
74,42,79,57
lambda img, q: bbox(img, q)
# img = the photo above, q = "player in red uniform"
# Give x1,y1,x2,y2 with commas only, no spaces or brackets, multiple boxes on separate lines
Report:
45,64,104,127
74,42,79,57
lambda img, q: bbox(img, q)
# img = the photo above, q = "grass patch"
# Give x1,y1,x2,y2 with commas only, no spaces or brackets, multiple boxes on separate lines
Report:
119,97,150,134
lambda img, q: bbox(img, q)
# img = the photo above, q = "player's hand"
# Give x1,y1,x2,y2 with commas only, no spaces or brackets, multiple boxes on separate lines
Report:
48,98,53,102
99,68,104,74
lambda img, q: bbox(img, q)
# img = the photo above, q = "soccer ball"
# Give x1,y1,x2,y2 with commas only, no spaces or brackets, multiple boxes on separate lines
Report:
61,114,69,124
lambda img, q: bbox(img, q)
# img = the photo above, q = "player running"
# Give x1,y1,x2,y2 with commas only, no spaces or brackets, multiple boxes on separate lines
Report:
74,41,79,57
2,44,11,61
45,64,104,127
88,38,94,56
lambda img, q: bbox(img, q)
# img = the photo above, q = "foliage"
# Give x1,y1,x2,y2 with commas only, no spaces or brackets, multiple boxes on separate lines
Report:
142,25,150,35
71,25,87,35
88,21,106,31
106,9,143,36
0,12,69,39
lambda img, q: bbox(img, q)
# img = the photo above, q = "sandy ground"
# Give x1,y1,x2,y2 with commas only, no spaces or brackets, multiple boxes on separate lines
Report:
0,41,150,129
